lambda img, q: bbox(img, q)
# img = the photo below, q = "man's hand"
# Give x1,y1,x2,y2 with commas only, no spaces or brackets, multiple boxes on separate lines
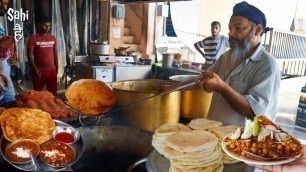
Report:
248,161,306,172
0,72,9,86
35,69,42,78
0,36,13,49
198,71,225,93
7,53,17,65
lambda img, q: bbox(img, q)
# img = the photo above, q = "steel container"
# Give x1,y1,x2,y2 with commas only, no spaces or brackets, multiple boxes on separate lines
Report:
111,79,180,131
90,42,109,55
162,53,174,67
169,75,213,119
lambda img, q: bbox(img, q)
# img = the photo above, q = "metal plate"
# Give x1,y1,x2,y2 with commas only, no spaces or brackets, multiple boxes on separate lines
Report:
0,120,84,171
221,133,303,166
146,150,254,172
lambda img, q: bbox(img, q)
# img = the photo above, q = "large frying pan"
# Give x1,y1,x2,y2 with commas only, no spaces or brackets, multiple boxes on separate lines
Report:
72,126,153,171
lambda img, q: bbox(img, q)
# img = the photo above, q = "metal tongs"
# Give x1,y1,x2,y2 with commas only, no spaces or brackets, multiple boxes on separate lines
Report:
66,73,206,126
161,73,205,93
104,73,206,114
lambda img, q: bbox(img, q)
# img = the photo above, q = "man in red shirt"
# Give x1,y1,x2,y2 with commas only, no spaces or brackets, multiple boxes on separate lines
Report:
27,17,58,96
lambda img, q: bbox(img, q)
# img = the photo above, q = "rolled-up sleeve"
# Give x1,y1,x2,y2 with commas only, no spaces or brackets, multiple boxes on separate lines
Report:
245,64,281,117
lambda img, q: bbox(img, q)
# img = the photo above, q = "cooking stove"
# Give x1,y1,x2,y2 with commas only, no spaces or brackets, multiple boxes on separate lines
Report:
76,55,151,83
99,56,135,64
98,56,151,82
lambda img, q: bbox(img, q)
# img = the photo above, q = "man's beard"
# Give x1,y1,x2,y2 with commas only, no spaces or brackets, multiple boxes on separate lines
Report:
229,27,255,60
0,9,6,16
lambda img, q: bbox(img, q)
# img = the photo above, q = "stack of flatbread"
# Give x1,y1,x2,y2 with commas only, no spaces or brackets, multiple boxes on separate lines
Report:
152,123,191,156
188,118,223,130
164,130,223,172
208,125,240,164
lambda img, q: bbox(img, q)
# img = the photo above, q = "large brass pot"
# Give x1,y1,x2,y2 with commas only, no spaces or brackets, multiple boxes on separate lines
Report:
111,79,180,131
170,75,213,119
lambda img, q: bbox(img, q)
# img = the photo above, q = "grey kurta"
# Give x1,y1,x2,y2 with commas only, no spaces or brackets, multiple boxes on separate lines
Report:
207,45,281,126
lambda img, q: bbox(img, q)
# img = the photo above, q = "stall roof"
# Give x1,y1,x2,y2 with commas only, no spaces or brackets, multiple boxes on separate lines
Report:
109,0,192,3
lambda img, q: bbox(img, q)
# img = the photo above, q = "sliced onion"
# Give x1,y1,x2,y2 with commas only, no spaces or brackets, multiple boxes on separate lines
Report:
230,128,241,140
278,133,290,141
265,125,281,132
275,132,281,142
241,128,252,139
258,128,270,142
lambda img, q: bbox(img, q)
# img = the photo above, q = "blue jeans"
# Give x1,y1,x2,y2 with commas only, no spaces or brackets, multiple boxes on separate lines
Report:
0,59,16,104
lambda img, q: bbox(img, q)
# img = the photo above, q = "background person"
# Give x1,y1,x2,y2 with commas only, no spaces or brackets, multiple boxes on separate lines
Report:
0,0,10,56
0,0,8,16
27,17,58,96
194,21,229,69
0,0,17,104
199,1,281,126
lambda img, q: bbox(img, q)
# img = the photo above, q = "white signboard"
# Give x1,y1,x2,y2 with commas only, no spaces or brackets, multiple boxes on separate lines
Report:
294,18,306,31
113,27,121,39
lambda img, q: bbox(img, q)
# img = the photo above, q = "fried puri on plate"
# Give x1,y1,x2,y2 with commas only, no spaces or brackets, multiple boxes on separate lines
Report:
0,108,55,144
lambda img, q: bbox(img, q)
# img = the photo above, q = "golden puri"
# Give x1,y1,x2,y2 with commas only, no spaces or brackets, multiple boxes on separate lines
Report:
65,79,116,115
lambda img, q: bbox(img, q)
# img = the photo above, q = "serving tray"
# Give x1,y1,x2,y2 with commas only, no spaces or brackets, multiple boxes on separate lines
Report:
0,120,84,171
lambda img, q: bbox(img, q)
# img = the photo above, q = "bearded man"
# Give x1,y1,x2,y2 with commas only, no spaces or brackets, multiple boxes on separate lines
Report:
199,1,281,126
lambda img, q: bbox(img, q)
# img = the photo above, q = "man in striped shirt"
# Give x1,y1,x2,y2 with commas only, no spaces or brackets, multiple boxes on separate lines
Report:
194,21,229,69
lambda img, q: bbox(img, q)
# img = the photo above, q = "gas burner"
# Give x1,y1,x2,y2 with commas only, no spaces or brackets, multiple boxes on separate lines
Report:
115,56,134,63
99,56,134,63
99,56,116,62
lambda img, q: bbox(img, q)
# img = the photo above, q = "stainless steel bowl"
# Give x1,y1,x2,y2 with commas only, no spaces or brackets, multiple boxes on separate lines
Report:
4,139,40,164
52,126,81,145
39,141,76,168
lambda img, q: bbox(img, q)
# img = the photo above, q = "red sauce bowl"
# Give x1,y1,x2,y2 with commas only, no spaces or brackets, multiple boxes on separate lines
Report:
40,141,75,167
52,126,80,145
4,139,40,164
